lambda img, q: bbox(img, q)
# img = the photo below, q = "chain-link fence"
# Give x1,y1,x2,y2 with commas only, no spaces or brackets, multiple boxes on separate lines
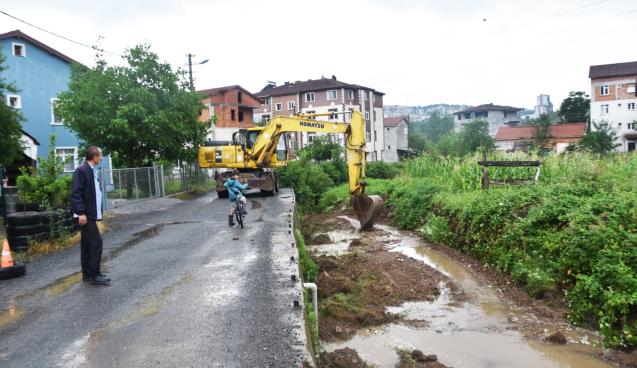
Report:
101,163,212,210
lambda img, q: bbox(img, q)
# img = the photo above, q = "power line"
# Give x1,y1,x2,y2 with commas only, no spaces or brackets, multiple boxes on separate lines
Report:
552,0,610,17
0,9,122,57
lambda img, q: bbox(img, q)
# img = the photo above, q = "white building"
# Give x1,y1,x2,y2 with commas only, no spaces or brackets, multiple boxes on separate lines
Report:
454,103,523,137
383,116,409,162
589,61,637,152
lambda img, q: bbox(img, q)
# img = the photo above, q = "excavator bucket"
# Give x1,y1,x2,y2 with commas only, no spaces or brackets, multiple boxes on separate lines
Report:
351,194,384,230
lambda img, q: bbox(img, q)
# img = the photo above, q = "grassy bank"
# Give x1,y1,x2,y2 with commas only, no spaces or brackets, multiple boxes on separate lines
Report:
310,153,637,349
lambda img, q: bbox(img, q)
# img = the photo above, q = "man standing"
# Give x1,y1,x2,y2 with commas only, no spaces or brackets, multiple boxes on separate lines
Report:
71,147,110,286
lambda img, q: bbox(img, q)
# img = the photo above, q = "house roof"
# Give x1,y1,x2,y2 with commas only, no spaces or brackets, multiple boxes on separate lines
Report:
457,103,523,114
384,116,408,127
495,123,587,141
589,61,637,79
197,85,261,104
20,129,40,145
255,76,384,97
0,30,77,64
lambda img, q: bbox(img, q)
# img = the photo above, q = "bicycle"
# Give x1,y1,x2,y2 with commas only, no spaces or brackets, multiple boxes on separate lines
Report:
234,194,247,229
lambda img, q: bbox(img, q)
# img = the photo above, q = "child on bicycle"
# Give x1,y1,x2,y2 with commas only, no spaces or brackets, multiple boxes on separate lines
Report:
224,169,248,227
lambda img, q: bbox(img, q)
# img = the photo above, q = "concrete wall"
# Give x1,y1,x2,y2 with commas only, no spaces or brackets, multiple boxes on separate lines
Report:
454,110,521,137
1,36,79,165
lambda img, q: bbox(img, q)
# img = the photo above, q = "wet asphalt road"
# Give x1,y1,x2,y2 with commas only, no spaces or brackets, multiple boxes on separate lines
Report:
0,191,307,367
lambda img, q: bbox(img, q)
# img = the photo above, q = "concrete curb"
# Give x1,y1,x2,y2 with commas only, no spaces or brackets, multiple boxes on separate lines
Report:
271,188,315,367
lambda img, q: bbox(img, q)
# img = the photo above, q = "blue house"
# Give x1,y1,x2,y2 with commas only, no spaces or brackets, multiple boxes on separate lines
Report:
0,30,86,175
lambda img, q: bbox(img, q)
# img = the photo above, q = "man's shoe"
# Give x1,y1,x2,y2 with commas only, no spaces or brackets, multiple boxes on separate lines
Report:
90,275,111,286
228,215,235,227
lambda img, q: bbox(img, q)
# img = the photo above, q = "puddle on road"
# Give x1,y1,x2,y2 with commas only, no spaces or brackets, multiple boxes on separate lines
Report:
325,217,612,368
0,298,24,327
45,272,83,297
109,224,165,259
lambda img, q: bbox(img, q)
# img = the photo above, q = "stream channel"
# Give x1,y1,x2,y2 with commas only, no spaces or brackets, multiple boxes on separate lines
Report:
313,216,614,368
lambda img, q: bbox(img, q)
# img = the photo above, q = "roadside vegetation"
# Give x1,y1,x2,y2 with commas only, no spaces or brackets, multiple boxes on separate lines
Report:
283,134,637,349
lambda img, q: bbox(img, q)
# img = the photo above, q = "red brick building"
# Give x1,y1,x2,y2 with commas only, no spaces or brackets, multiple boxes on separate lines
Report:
495,123,587,153
198,85,262,142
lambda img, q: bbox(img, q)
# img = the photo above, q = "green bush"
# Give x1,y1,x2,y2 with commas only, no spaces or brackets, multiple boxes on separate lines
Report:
314,151,637,348
279,159,334,209
365,161,402,179
16,134,72,210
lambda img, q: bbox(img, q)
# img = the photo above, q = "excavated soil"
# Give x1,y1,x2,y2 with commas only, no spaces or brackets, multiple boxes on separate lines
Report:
303,214,461,343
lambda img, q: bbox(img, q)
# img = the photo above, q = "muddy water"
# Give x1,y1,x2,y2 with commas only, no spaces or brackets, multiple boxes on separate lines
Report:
323,218,613,368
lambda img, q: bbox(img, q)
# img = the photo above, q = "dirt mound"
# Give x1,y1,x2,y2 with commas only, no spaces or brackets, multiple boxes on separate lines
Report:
318,348,370,368
396,349,449,368
314,239,457,342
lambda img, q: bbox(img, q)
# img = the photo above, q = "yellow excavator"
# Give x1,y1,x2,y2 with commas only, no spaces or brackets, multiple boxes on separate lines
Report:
198,111,384,229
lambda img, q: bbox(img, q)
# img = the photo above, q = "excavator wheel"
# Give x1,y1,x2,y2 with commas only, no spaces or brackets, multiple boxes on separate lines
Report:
351,194,384,230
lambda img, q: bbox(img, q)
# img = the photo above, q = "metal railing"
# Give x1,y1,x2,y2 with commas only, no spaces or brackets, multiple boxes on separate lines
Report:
100,163,212,210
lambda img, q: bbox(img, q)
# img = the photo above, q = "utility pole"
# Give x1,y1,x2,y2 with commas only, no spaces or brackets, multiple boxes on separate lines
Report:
186,54,209,91
187,53,194,91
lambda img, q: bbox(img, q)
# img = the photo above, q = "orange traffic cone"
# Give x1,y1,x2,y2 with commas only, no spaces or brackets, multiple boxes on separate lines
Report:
1,239,14,268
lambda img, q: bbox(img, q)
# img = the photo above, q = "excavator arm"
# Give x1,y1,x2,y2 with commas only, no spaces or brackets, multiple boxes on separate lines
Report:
248,111,366,196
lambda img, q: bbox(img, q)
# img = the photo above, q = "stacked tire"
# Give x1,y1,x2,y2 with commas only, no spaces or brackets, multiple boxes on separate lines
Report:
5,210,79,251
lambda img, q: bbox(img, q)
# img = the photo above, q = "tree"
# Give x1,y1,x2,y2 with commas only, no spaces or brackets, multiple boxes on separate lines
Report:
578,121,620,154
0,52,24,167
57,45,208,169
458,119,494,155
410,111,454,143
408,131,427,154
302,135,341,161
559,91,590,123
531,114,552,152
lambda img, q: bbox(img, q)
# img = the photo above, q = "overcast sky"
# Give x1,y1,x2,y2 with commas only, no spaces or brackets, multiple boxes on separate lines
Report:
2,0,636,109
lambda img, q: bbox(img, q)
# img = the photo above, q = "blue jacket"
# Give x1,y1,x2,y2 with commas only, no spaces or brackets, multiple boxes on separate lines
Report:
71,162,99,220
224,178,248,201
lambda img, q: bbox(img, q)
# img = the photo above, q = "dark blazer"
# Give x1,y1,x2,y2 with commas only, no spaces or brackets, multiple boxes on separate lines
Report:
71,162,98,220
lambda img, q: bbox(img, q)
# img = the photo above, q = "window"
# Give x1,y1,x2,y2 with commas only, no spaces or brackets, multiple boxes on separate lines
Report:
629,122,637,130
373,111,377,121
7,95,21,109
12,43,25,57
261,114,271,124
305,110,316,119
374,130,377,142
387,145,391,150
347,90,354,100
327,90,337,100
307,132,316,142
628,103,635,110
238,111,244,122
237,92,243,104
600,85,609,96
51,98,63,125
361,92,366,101
55,147,78,172
262,97,270,106
404,127,408,134
601,104,609,115
231,109,236,121
328,108,338,120
386,128,390,132
305,92,315,102
287,101,295,111
628,85,636,94
365,111,370,120
275,103,282,111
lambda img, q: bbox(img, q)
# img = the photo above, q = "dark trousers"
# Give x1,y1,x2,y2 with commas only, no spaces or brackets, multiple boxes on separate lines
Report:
80,220,103,278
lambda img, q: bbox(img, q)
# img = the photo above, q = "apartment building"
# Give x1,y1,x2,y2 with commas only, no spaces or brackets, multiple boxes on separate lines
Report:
197,85,261,142
589,61,637,152
253,76,385,161
454,103,523,137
